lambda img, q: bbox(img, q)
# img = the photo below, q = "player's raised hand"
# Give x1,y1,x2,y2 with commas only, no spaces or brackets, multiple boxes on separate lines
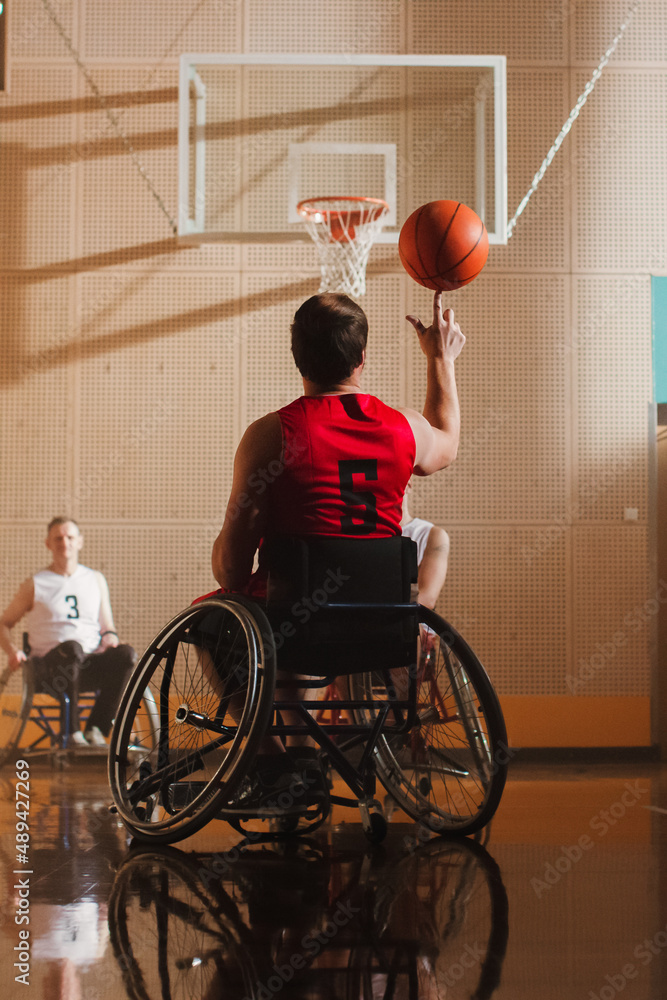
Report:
406,291,465,362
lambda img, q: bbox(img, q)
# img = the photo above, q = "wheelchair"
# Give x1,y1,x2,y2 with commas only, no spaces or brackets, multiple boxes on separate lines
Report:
108,537,508,845
0,637,159,765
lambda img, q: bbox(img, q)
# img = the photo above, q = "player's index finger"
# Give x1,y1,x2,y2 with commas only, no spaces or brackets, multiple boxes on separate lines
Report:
433,291,442,324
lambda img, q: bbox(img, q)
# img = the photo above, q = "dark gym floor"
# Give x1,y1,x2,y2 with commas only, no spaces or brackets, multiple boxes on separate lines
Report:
1,754,666,999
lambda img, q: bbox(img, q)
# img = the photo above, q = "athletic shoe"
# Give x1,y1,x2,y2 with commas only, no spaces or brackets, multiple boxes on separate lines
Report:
69,731,88,748
220,752,328,818
85,726,107,748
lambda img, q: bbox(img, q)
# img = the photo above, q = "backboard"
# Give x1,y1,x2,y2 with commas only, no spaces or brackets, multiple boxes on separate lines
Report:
178,53,507,245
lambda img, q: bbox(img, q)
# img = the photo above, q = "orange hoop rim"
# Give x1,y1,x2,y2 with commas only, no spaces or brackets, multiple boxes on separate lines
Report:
297,195,390,225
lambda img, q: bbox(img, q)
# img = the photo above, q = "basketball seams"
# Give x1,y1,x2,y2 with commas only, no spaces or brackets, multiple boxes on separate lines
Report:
436,220,487,276
412,205,431,285
434,202,461,268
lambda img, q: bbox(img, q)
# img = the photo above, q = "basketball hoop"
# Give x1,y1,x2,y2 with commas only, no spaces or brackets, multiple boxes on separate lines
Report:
297,196,389,298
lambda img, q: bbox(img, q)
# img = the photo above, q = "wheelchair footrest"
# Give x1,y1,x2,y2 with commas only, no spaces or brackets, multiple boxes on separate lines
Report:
218,754,329,820
170,750,330,821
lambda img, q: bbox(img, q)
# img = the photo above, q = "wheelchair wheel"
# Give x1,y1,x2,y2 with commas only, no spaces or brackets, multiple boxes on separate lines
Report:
108,847,258,1000
108,596,276,844
0,667,32,765
351,608,508,837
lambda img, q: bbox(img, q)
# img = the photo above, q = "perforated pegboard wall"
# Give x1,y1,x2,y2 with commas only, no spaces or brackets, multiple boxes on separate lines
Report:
408,0,567,64
76,67,179,258
246,0,404,55
573,276,652,522
407,275,568,524
572,69,667,274
0,67,77,269
571,526,650,696
435,526,568,695
77,272,240,523
9,0,77,59
81,0,243,60
572,0,666,66
0,276,72,520
240,275,311,427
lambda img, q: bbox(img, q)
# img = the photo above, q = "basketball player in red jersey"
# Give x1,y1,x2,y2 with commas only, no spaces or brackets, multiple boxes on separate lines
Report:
212,290,464,591
209,290,464,811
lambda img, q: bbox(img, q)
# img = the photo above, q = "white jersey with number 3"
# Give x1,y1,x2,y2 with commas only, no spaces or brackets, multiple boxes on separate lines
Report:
26,566,102,657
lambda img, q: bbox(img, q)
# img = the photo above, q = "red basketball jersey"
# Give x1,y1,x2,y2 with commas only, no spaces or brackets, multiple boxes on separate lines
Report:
265,393,416,538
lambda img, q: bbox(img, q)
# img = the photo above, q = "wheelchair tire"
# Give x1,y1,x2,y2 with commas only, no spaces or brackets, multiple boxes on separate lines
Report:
351,608,508,837
108,846,258,1000
0,667,33,765
108,596,276,844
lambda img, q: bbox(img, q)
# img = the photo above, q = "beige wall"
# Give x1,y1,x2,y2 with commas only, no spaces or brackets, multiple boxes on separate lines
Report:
0,0,660,744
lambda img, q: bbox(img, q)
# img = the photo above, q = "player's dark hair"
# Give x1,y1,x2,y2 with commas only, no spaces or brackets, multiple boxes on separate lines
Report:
47,516,80,535
290,293,368,386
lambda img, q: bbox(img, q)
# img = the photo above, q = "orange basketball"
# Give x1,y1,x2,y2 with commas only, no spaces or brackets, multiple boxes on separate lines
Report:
398,200,489,291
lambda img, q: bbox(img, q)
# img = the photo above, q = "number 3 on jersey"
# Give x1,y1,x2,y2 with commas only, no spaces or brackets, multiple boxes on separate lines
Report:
65,595,79,619
338,459,378,534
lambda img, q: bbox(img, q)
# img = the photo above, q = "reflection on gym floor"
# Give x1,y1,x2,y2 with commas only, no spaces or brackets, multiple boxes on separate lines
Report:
107,833,507,1000
1,759,666,999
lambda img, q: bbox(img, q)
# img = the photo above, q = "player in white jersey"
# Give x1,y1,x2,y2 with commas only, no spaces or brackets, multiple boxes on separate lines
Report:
0,517,135,747
400,478,450,609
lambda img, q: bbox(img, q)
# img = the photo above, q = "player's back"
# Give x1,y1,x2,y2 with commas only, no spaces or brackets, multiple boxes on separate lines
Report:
266,393,415,539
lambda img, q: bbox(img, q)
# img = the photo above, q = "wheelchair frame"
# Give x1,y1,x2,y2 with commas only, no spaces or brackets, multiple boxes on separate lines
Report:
0,658,159,765
108,539,508,845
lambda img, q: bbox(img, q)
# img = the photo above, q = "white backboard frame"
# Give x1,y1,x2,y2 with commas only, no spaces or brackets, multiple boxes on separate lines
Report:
178,52,508,246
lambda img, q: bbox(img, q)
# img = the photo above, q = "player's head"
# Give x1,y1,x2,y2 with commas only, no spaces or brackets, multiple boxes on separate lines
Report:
45,517,83,562
47,516,80,537
291,293,368,385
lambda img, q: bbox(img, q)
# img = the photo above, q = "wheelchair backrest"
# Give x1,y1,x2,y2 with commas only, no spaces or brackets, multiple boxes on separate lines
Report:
261,536,419,674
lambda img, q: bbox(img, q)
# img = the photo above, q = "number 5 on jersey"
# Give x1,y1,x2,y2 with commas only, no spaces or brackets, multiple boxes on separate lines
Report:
338,459,378,534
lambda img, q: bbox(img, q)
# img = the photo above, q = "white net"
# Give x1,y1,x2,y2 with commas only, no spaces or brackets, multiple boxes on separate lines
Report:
298,197,389,298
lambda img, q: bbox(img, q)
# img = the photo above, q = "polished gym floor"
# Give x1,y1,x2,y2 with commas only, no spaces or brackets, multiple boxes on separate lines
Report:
0,754,665,999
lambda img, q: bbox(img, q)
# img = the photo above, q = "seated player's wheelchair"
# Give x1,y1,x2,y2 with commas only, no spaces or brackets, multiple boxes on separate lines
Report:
108,537,508,844
0,636,159,765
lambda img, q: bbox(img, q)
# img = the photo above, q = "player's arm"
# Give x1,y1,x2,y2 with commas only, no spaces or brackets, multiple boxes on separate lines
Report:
0,579,34,671
95,572,119,650
400,292,465,476
417,526,450,609
212,412,283,591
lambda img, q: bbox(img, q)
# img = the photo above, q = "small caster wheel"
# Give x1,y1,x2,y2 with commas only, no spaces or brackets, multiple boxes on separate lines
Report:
364,812,387,844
